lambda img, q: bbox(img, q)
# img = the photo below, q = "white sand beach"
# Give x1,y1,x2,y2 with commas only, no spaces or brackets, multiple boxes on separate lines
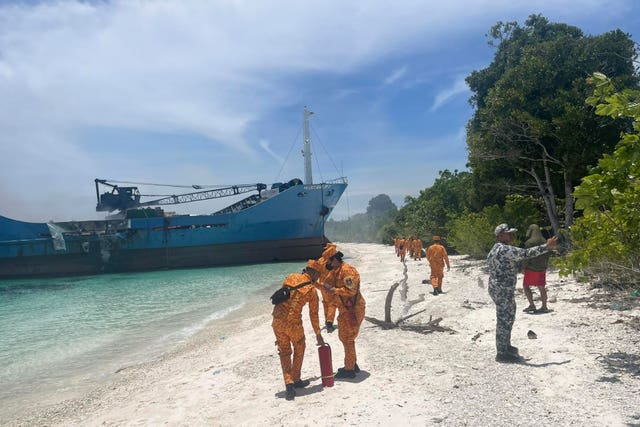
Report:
9,243,640,426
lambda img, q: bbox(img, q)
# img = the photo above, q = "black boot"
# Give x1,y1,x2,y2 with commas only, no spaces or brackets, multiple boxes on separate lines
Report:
285,383,296,400
335,368,356,378
293,379,310,388
325,321,336,333
354,363,360,373
507,345,519,355
495,352,523,363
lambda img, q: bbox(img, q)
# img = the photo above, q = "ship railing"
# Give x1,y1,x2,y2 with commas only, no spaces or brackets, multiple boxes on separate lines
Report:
323,176,348,185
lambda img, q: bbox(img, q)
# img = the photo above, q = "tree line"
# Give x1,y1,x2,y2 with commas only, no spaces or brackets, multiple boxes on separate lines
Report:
325,14,639,287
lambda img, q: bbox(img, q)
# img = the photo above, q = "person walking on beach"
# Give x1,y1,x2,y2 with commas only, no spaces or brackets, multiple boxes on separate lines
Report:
522,224,552,314
272,260,325,400
487,223,558,363
323,251,365,379
399,237,407,262
414,237,423,261
316,243,338,332
409,236,418,260
426,236,450,295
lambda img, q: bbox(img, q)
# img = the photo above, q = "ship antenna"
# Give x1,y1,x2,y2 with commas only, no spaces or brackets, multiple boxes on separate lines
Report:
303,106,313,184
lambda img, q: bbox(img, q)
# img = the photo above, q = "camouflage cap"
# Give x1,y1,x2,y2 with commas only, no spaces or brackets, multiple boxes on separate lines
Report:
494,223,517,236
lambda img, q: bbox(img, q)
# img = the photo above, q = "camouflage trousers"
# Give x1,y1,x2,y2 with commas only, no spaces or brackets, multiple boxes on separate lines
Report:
488,283,516,354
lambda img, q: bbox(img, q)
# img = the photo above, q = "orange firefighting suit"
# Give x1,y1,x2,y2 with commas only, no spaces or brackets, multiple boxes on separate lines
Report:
317,244,338,325
413,238,423,260
271,272,321,386
426,243,450,291
330,262,365,371
398,239,407,262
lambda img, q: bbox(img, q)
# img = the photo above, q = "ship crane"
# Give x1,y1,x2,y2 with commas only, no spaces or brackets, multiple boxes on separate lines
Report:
95,179,266,212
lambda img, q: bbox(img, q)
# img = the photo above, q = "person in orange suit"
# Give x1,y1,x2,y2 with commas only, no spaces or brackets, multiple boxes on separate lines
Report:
272,260,325,400
413,237,423,261
409,237,415,260
426,235,450,295
316,243,338,332
399,236,407,262
323,251,365,379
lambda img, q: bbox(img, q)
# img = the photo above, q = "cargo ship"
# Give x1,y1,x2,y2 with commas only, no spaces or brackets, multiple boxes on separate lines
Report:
0,108,347,278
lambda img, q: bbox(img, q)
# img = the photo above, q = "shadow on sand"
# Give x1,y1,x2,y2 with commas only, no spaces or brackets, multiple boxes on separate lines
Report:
274,371,371,400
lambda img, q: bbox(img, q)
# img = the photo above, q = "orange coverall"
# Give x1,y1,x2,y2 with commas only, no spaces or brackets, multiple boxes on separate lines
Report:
399,239,407,262
331,262,365,371
271,272,321,386
413,238,423,260
426,243,450,291
316,244,338,326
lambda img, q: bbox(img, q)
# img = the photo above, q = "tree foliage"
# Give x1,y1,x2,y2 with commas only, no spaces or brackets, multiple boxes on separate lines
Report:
559,72,640,286
366,194,398,219
466,14,638,234
388,170,475,243
448,195,546,258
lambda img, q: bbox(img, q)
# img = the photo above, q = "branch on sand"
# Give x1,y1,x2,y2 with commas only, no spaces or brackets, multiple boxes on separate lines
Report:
364,261,456,334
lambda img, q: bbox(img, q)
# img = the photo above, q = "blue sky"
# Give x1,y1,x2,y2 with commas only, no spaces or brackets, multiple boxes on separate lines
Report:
1,0,638,222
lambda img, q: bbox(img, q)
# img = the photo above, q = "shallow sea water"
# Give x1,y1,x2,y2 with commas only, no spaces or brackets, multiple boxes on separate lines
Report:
0,262,300,419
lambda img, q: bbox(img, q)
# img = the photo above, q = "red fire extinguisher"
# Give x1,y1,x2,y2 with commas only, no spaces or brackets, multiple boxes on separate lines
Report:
318,343,334,387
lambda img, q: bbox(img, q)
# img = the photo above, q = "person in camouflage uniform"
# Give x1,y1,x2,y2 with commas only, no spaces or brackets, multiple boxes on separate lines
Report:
487,223,558,363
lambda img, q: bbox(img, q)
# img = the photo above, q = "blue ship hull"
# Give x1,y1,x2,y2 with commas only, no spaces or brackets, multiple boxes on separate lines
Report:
0,181,346,278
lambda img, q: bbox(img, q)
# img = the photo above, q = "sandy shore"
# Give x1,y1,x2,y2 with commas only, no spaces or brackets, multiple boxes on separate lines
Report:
9,242,640,426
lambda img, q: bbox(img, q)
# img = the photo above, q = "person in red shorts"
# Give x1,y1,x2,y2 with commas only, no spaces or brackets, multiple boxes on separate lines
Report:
522,224,552,314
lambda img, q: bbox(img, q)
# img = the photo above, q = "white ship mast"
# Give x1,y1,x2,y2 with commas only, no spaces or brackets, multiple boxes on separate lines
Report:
303,106,313,185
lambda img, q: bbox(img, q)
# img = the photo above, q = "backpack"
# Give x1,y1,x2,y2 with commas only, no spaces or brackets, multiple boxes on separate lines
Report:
270,281,312,305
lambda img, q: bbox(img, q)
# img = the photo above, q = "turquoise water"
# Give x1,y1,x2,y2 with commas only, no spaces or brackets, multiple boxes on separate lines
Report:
0,262,300,418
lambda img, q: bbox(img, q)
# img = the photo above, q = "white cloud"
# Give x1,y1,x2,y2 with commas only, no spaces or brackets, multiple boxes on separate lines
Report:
383,66,407,85
429,76,470,112
258,139,284,164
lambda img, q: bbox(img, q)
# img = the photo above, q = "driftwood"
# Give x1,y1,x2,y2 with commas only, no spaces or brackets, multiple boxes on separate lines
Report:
365,260,456,335
384,282,401,322
364,313,455,334
399,315,456,334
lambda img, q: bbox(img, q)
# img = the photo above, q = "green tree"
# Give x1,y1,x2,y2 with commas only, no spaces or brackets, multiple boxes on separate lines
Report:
366,194,397,219
390,170,475,240
448,194,546,258
325,194,397,243
560,72,640,286
447,211,495,259
466,14,638,234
